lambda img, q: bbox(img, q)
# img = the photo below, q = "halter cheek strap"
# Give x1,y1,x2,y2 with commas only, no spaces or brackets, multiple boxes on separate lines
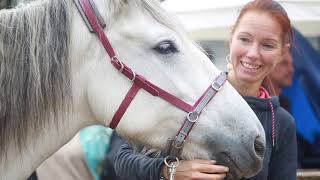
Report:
109,83,140,128
74,0,106,32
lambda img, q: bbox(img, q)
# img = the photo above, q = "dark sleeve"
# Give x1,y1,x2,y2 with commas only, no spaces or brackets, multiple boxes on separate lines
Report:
268,112,297,180
113,143,165,180
27,172,38,180
101,132,127,180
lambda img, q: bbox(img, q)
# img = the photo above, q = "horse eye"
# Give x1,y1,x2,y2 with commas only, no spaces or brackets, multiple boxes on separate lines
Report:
153,40,178,55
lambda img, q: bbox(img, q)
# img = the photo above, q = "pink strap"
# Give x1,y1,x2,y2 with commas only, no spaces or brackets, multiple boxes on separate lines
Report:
259,86,271,98
111,59,194,112
110,84,141,129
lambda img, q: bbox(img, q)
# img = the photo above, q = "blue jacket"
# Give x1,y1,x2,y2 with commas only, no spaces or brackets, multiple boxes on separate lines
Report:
102,96,297,180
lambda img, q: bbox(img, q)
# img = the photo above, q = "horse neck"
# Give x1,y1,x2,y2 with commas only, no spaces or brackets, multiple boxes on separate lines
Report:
1,115,92,180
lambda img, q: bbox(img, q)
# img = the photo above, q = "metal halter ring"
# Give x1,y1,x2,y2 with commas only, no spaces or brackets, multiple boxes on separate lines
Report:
164,156,180,168
211,81,222,91
118,60,125,73
111,56,119,62
130,69,136,82
187,111,199,123
111,56,125,72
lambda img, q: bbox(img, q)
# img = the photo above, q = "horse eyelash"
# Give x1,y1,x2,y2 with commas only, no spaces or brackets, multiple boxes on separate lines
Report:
152,40,179,55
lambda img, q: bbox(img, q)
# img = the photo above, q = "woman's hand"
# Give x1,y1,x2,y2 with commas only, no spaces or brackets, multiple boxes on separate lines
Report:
161,159,229,180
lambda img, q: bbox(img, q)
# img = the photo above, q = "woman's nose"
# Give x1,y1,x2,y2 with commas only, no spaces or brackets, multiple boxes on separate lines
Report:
246,44,260,59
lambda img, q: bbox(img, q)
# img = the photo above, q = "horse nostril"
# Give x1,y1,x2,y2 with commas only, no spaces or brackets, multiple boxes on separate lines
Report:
254,136,265,159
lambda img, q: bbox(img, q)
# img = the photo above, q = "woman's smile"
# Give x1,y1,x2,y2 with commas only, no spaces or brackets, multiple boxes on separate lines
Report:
240,61,262,71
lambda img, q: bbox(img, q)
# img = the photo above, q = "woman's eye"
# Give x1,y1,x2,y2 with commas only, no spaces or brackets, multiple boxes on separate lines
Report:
239,37,250,43
153,40,178,55
262,43,276,50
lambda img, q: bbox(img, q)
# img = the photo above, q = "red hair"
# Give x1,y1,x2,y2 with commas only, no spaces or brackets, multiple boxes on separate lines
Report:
231,0,293,45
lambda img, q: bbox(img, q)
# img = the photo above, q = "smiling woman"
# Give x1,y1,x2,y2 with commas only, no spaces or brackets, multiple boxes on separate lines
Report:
228,10,286,96
227,0,297,180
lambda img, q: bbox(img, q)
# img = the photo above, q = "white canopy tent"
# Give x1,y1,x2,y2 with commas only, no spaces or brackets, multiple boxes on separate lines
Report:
161,0,320,40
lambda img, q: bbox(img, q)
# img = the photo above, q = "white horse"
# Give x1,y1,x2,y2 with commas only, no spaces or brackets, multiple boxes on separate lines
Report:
0,0,265,179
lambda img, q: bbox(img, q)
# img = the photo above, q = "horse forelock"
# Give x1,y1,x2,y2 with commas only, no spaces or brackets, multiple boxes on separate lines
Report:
102,0,181,33
0,0,72,161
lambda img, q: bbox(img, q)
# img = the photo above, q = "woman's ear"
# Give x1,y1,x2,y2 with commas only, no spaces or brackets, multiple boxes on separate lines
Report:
278,43,290,64
282,43,290,55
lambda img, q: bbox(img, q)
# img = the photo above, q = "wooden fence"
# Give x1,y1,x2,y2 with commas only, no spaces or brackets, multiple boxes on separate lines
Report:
297,169,320,180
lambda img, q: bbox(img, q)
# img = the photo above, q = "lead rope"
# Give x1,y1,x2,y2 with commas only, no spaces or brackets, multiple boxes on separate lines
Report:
269,101,276,147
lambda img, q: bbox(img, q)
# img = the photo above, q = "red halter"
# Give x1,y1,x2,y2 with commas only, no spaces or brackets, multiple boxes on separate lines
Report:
74,0,227,157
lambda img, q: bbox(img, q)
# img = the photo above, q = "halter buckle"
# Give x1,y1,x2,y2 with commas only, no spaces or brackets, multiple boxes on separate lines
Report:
211,81,222,91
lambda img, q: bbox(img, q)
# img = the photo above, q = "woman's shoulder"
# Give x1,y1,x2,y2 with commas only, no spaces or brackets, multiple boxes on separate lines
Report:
275,106,296,143
275,105,296,131
243,96,272,110
244,96,280,111
244,96,296,129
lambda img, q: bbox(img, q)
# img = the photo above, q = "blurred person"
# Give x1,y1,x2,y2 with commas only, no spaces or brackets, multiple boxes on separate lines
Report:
269,51,294,110
268,50,310,168
36,125,113,180
282,28,320,168
269,52,294,96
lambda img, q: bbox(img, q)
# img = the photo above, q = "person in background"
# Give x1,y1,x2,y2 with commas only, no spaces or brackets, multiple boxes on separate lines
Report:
269,50,308,167
269,51,294,111
269,39,320,169
269,51,307,167
102,0,297,180
282,28,320,168
36,125,113,180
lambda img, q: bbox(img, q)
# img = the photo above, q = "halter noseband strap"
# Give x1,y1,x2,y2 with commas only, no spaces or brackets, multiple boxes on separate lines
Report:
165,73,227,157
74,0,227,157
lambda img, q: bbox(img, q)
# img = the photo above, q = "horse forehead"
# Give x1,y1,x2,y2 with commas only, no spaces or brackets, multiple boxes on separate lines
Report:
114,9,168,39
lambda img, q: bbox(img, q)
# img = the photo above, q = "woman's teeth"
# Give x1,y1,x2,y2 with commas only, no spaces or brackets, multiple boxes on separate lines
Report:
241,61,261,70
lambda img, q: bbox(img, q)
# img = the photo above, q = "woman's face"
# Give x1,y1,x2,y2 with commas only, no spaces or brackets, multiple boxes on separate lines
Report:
230,11,288,85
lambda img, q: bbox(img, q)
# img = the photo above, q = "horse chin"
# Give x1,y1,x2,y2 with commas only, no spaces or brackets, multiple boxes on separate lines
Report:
215,152,244,180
